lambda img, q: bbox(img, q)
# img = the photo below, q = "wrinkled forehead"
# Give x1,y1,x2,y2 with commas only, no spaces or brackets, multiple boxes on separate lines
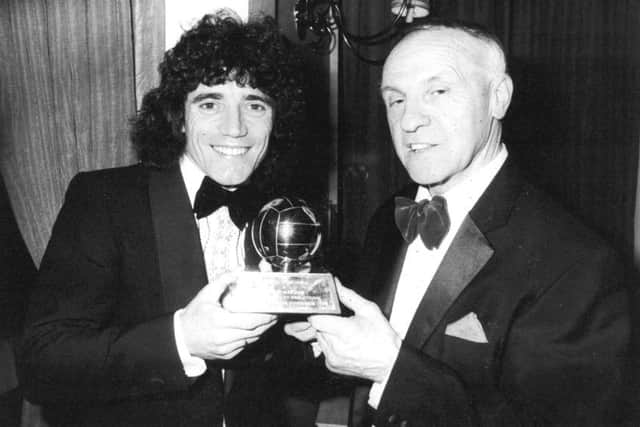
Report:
384,27,499,79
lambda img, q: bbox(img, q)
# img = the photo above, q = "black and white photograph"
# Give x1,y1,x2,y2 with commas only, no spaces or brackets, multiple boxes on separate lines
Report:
1,1,639,426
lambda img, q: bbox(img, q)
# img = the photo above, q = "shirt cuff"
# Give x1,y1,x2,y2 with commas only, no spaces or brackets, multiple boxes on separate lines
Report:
174,309,207,377
311,341,323,358
367,345,401,409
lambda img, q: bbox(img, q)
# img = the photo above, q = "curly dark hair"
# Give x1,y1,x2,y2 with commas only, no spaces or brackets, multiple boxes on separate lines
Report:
131,10,307,194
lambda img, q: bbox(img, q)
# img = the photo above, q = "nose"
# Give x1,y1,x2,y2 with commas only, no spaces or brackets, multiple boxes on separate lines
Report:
220,105,248,137
399,100,431,132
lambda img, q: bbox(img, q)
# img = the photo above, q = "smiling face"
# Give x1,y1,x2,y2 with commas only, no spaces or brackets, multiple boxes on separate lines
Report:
183,81,274,188
381,28,512,194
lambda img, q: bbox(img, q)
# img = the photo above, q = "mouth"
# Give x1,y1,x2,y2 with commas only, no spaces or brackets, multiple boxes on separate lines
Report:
408,143,436,152
211,145,251,157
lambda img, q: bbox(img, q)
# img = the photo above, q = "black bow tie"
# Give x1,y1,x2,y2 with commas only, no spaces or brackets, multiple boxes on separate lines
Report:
394,195,451,249
193,177,261,229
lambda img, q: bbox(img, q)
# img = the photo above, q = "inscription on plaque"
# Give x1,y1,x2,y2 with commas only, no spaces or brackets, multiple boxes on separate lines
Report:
222,272,340,314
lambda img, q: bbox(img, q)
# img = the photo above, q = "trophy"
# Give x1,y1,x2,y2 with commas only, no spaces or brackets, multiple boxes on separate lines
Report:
221,197,340,314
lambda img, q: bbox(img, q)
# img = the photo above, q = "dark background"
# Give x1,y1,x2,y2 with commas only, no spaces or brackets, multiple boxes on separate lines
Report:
337,0,639,270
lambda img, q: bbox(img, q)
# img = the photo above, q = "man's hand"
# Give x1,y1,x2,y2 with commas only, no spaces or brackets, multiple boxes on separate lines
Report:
284,321,317,342
180,273,277,360
308,280,402,383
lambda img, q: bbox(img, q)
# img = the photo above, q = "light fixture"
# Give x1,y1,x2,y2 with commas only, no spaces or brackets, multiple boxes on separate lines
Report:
391,0,430,23
294,0,430,64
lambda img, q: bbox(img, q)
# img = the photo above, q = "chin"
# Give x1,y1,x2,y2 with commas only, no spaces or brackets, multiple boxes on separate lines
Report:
214,175,252,188
407,169,438,185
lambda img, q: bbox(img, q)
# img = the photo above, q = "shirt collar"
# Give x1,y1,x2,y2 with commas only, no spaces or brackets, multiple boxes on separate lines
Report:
180,155,205,208
416,143,509,217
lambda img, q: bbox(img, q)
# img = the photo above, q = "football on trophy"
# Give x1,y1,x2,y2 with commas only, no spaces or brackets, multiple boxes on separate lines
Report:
251,197,322,271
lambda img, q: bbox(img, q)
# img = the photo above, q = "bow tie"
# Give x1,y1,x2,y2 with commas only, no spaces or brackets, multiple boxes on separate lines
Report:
193,177,261,229
394,195,451,249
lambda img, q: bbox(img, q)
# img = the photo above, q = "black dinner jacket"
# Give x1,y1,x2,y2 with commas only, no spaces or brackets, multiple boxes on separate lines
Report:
20,163,292,427
352,159,630,427
0,174,35,341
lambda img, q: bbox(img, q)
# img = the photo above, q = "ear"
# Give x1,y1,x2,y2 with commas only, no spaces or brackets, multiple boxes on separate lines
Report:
490,73,513,120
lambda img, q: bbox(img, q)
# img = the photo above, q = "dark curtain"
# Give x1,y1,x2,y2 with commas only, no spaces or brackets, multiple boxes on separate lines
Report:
338,0,640,264
496,0,640,261
339,0,406,260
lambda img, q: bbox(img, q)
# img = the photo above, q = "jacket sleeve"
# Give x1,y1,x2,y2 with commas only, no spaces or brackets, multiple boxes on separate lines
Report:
19,173,193,404
374,247,630,427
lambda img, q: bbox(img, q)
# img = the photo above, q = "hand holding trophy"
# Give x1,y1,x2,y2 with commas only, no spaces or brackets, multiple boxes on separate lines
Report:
222,197,340,314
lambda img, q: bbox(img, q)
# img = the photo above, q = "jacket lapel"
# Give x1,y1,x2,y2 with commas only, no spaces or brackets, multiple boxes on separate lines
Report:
403,216,493,348
402,159,523,349
368,186,415,319
372,222,409,319
148,165,207,312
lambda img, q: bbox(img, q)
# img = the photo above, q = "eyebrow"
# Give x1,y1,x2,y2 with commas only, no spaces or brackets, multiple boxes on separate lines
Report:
246,93,274,106
190,92,274,106
380,71,460,94
191,93,223,103
379,85,401,95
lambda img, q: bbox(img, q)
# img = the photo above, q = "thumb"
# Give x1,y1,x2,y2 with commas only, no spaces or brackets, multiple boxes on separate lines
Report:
197,272,238,303
334,278,371,314
258,259,273,272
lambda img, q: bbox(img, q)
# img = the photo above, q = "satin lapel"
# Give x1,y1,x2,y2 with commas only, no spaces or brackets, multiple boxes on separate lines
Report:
370,186,417,319
149,165,207,312
374,234,408,319
404,216,494,349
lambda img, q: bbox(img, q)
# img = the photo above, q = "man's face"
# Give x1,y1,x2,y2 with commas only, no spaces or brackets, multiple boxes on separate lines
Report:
183,81,273,188
381,29,504,193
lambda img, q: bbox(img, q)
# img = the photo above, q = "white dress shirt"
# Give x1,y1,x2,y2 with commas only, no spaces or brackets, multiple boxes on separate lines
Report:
368,144,508,409
173,155,246,377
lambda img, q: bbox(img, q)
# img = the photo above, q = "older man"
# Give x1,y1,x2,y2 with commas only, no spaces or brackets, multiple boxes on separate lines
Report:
287,20,629,426
20,11,306,427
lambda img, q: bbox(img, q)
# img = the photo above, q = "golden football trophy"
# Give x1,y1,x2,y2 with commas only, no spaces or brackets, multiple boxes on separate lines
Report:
222,197,340,314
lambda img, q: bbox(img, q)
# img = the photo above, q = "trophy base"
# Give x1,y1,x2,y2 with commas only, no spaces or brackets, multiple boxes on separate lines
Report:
221,271,340,314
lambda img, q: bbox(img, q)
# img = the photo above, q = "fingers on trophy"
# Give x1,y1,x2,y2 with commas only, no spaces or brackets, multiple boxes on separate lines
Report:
221,197,340,314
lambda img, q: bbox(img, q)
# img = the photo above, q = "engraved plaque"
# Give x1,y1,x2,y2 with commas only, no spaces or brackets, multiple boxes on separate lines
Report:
222,272,340,314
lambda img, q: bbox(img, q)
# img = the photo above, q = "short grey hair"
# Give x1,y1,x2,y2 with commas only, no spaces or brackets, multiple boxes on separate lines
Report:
397,19,508,76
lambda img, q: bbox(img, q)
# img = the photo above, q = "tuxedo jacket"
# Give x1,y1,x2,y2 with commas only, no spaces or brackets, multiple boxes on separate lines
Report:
0,173,35,425
352,160,630,427
0,174,35,341
19,164,297,427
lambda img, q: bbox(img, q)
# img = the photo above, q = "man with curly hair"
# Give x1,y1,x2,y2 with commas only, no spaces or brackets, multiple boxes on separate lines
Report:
20,11,307,427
